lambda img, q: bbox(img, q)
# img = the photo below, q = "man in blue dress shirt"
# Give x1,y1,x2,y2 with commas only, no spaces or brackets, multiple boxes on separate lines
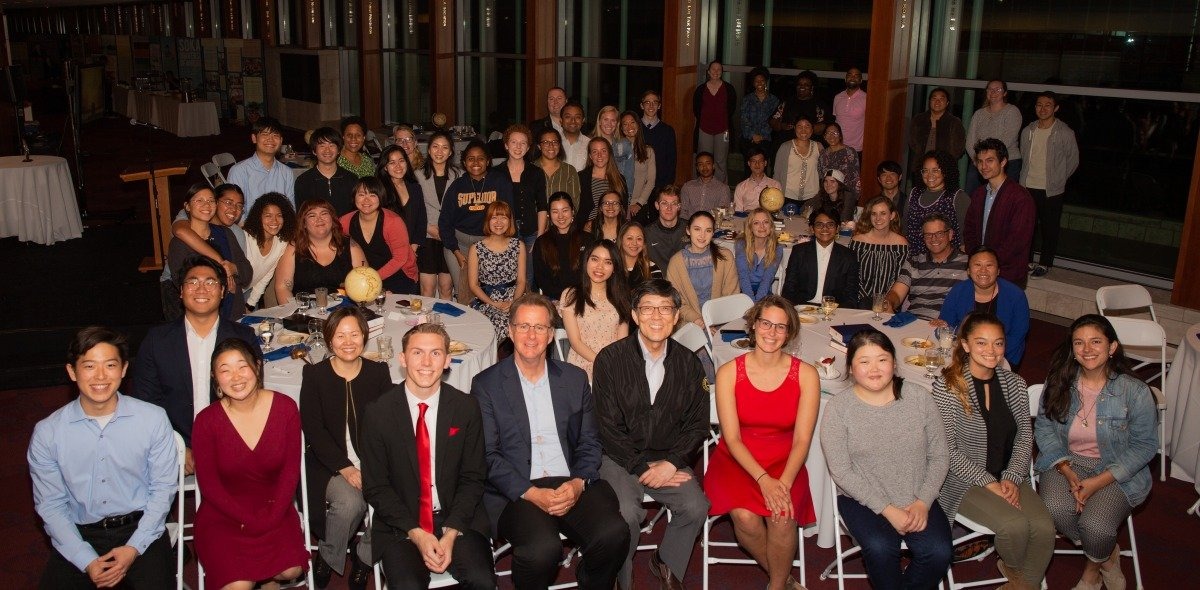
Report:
28,327,178,589
227,116,296,218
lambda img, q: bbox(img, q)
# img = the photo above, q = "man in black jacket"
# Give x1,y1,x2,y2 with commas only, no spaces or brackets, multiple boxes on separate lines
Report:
781,205,860,308
593,279,710,590
295,126,358,215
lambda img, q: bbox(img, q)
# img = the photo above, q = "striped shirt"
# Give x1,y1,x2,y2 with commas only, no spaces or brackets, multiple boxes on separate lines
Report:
540,160,581,212
850,240,909,306
896,251,968,319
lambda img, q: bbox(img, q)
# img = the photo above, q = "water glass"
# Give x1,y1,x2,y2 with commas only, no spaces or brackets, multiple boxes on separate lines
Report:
377,335,394,365
871,293,887,321
314,287,329,314
374,292,387,313
428,312,442,326
308,319,324,343
821,296,838,321
924,347,945,380
295,292,313,312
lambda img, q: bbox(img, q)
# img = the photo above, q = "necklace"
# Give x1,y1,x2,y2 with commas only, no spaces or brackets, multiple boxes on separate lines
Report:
1076,382,1102,427
792,140,812,190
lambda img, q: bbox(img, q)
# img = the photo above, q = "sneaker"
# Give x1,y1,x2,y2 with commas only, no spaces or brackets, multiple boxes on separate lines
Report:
1030,265,1050,279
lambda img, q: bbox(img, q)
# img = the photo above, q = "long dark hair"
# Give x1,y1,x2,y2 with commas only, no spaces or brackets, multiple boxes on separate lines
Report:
421,130,462,179
845,328,904,400
569,239,630,325
918,149,961,192
376,145,416,218
685,211,727,266
538,192,586,273
619,110,650,163
942,313,1006,414
619,221,652,282
1043,314,1137,423
243,192,298,248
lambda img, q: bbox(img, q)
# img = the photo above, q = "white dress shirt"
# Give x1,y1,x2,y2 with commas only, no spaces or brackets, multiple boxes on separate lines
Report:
184,317,219,417
405,386,442,511
812,240,834,303
562,133,591,172
518,364,570,479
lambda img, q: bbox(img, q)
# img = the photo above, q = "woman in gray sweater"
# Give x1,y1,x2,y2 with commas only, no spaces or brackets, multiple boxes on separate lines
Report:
821,329,952,590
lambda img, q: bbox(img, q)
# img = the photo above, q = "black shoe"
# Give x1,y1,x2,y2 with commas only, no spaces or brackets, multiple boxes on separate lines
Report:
647,551,684,590
348,551,371,590
312,555,333,589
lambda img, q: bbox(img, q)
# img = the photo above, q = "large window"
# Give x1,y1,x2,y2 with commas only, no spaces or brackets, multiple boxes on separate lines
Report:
382,0,431,125
457,0,525,134
557,0,665,119
703,0,872,71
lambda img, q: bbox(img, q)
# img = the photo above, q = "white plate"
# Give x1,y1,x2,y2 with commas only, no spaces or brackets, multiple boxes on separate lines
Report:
732,338,752,350
797,314,818,324
902,337,934,349
796,304,819,313
276,332,306,346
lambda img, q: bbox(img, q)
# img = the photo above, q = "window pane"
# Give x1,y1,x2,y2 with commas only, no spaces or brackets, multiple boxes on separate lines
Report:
699,0,870,70
461,0,524,54
383,0,430,50
460,56,525,136
383,52,432,125
561,0,664,61
558,62,663,117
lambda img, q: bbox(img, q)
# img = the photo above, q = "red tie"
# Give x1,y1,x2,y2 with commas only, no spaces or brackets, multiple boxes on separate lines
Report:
416,402,434,533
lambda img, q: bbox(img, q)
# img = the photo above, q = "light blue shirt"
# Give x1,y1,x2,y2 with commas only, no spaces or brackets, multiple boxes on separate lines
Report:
227,154,296,220
981,182,999,242
28,394,177,571
519,364,571,479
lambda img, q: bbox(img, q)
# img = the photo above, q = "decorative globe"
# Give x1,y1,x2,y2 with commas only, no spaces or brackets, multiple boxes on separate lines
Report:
759,186,785,213
431,112,448,128
344,267,383,303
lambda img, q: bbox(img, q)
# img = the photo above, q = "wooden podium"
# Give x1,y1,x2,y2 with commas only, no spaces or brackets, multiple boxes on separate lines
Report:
121,160,191,272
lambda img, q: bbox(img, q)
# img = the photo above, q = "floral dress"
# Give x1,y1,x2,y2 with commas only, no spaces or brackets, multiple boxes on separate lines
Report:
471,237,521,339
565,292,622,381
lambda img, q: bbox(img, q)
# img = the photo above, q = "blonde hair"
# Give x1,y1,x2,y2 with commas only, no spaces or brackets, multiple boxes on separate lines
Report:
741,208,780,268
592,105,620,144
392,124,425,169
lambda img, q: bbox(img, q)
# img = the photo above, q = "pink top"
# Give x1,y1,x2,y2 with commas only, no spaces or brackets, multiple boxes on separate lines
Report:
1067,380,1102,458
339,208,418,281
733,175,782,212
833,90,868,151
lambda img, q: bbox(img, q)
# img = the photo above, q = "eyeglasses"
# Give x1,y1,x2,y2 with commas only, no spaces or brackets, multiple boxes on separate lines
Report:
344,133,365,139
986,87,1005,94
755,318,789,334
218,199,244,210
539,140,560,146
183,277,221,289
636,305,677,316
922,230,950,240
812,221,837,229
511,323,552,335
396,138,415,145
602,201,621,207
641,100,660,106
658,201,681,209
920,168,943,175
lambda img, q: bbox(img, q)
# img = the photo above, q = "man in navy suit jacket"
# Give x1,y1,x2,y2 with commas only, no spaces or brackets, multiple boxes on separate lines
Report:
781,204,860,308
472,294,628,590
131,256,257,473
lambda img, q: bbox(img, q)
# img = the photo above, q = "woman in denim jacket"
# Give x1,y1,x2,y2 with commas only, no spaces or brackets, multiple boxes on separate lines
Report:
1034,314,1158,590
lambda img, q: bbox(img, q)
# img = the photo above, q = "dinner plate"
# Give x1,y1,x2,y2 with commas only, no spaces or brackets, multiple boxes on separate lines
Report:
902,337,934,349
796,314,818,324
449,341,472,356
362,351,385,362
796,304,819,313
732,338,752,350
275,332,306,346
904,354,926,367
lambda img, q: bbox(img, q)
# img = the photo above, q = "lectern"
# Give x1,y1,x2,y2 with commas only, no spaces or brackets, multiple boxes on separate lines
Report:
121,160,191,272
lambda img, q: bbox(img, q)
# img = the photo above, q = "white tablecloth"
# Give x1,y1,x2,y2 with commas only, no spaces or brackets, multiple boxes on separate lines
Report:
117,89,220,137
1167,323,1200,488
0,156,83,245
709,307,939,548
257,294,498,402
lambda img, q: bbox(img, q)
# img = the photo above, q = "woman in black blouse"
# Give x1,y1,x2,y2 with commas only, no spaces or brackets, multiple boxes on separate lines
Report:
274,199,367,303
376,145,428,257
532,191,592,301
300,307,393,589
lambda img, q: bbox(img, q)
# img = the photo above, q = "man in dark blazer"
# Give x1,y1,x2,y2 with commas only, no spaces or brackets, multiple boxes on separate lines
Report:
962,137,1036,289
360,323,495,590
131,256,257,471
473,294,628,590
781,205,860,308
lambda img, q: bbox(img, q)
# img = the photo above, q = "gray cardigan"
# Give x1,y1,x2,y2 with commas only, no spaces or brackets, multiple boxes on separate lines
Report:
930,367,1032,523
1018,119,1079,196
414,167,461,238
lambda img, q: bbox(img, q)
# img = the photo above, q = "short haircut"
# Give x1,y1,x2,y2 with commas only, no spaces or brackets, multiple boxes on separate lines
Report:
631,277,681,310
640,89,661,102
461,139,489,164
483,200,517,238
922,212,952,231
695,151,715,162
744,145,768,161
309,126,343,151
503,123,533,145
508,292,560,327
561,101,585,117
402,322,451,352
969,245,1000,264
796,70,818,85
252,116,283,135
214,183,244,202
929,87,950,102
658,184,681,199
340,115,367,134
547,86,567,97
68,326,129,366
809,204,841,227
973,137,1008,162
177,255,228,293
323,307,370,347
876,160,903,177
1036,90,1059,105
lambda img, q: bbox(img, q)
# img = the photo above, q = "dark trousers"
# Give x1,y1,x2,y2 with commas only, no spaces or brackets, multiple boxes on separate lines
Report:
39,522,172,590
378,513,496,590
498,477,630,590
1029,188,1064,267
837,496,953,590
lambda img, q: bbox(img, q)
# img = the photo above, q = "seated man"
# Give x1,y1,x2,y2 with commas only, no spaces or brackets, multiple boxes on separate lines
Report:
360,323,496,590
593,279,710,590
680,151,732,220
295,126,358,216
227,116,296,216
781,205,860,308
29,327,177,589
884,213,969,319
132,256,258,469
473,294,629,590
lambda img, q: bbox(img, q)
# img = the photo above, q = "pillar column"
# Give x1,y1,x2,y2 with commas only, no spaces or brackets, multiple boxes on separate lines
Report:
861,0,915,205
661,0,701,183
525,0,555,123
358,0,382,124
430,0,455,124
1173,150,1200,308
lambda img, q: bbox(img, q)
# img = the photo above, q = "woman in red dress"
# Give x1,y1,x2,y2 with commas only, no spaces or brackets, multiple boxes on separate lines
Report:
704,294,820,590
193,338,309,589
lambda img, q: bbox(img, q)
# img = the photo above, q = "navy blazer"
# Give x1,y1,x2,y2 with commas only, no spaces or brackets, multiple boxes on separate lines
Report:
780,240,860,309
471,356,602,534
130,317,257,446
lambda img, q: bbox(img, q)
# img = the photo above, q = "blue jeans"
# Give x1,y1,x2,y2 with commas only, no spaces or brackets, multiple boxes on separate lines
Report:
837,496,952,590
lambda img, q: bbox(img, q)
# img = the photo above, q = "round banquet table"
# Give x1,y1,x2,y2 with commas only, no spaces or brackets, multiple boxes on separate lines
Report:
0,155,83,245
256,294,497,402
1166,323,1200,490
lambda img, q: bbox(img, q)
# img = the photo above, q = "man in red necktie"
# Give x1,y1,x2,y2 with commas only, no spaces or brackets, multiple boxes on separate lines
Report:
359,323,495,589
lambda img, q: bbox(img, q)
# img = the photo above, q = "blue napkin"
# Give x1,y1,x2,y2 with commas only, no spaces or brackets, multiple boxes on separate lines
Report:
432,302,466,317
263,344,303,362
733,211,749,218
720,330,748,342
327,298,356,312
451,358,463,364
883,311,918,328
239,315,271,325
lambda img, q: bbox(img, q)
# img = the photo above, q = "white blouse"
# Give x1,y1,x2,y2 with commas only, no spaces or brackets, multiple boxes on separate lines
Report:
244,235,288,306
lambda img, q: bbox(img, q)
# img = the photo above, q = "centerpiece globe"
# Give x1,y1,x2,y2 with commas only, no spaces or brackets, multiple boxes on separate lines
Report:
344,267,384,307
759,186,785,219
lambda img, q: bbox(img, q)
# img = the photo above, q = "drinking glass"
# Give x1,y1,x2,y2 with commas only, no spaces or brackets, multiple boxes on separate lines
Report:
374,292,387,313
924,347,945,380
295,292,313,313
428,312,442,326
377,335,394,365
935,324,955,355
870,293,887,321
258,322,275,352
314,287,329,315
821,296,838,321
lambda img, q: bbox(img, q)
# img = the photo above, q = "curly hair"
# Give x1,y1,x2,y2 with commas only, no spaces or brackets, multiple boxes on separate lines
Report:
242,192,297,248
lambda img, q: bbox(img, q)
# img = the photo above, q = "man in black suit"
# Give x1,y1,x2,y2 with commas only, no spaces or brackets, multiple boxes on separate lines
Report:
529,86,568,158
473,294,628,590
360,323,495,590
131,256,257,473
781,205,860,308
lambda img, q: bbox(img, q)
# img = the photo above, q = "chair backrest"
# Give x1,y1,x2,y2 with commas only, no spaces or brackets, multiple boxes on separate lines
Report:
701,293,754,341
365,130,384,158
1106,316,1167,349
672,322,709,354
200,162,225,188
211,152,236,169
1096,284,1157,321
554,328,569,362
1027,383,1043,418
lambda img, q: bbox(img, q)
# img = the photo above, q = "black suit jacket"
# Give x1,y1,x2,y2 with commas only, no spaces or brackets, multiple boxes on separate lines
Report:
471,357,601,535
130,317,257,446
360,383,489,562
780,240,860,309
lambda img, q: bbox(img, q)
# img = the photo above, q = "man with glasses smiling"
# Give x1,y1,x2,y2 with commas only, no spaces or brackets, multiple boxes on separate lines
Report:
639,90,677,189
594,279,710,590
884,213,969,319
781,205,859,309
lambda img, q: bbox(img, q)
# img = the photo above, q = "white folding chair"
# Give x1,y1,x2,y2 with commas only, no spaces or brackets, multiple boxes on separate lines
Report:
200,162,225,189
672,323,720,468
702,294,754,347
1052,515,1144,590
554,327,570,362
701,513,805,590
166,432,204,590
281,435,317,589
211,152,236,172
1107,316,1170,480
945,513,1006,589
1097,288,1171,384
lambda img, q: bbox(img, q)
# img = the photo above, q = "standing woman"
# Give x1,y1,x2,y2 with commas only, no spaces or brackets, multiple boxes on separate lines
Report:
560,240,631,380
440,141,515,303
535,128,582,212
693,59,738,182
932,314,1054,590
339,178,418,294
532,192,592,301
821,329,952,590
818,122,862,201
705,296,819,590
499,124,549,285
300,308,392,589
193,338,308,590
908,88,966,184
592,105,621,146
377,145,428,260
618,111,657,218
468,200,526,341
665,211,739,328
851,196,909,309
390,124,425,170
592,191,625,242
739,67,780,164
903,150,970,256
619,221,663,287
735,208,785,302
773,116,822,209
1035,314,1158,590
415,131,461,299
338,116,376,178
166,184,253,320
274,199,368,303
241,192,297,309
965,79,1023,193
576,137,628,231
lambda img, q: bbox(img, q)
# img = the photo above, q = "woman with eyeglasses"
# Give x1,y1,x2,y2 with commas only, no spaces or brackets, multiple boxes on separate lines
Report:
338,116,376,178
560,240,630,381
665,211,739,328
390,124,425,170
705,295,819,590
166,183,253,320
274,199,368,304
535,128,582,212
965,79,1023,194
592,191,625,242
903,150,969,256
